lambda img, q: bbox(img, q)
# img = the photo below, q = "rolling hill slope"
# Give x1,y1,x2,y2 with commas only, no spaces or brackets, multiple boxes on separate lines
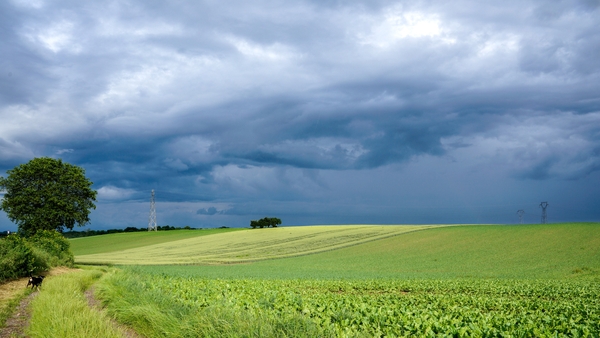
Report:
71,223,600,279
121,223,600,279
70,228,243,255
73,225,434,265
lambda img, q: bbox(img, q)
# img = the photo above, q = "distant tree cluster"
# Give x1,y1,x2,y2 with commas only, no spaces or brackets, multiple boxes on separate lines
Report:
250,217,282,228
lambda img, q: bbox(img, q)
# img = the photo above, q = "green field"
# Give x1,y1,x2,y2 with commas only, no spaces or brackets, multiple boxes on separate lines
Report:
69,228,243,255
62,223,600,336
73,223,600,279
74,225,434,265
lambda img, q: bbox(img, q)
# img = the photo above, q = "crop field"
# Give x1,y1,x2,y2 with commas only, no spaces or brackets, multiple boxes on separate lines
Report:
96,268,600,337
73,223,600,279
75,225,434,265
69,228,243,256
58,223,600,336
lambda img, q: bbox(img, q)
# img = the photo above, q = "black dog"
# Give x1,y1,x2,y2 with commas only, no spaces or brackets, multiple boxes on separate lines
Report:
27,275,45,290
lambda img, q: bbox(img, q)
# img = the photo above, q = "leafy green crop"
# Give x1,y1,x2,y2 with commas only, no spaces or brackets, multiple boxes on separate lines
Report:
97,268,600,337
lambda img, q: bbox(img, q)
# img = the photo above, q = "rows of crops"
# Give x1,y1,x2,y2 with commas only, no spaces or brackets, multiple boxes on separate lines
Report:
96,268,600,337
77,225,432,265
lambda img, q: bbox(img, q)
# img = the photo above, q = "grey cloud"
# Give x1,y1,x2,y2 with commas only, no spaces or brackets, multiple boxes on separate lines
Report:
0,3,54,106
1,0,599,228
197,207,218,215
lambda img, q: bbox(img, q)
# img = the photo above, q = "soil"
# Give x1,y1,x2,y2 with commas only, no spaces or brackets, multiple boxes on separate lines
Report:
0,292,37,338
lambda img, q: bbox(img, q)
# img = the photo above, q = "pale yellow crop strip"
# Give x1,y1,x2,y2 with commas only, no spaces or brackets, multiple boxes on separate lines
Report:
76,225,443,265
76,225,429,264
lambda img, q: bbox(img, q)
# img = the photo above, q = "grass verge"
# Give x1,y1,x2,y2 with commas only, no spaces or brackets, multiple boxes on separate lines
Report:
27,267,125,338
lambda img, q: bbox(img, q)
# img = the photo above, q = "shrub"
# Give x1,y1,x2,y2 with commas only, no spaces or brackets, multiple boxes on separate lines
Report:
0,235,35,282
30,230,74,267
0,230,74,283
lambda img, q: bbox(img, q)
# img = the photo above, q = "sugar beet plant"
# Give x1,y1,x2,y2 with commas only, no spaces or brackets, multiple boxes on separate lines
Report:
96,268,600,337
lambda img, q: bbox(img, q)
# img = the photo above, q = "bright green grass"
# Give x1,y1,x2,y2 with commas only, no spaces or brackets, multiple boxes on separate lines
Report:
27,267,125,338
70,228,243,255
75,225,434,265
133,223,600,280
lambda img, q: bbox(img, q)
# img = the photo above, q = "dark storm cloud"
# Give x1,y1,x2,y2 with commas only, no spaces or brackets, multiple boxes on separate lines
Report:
0,2,53,106
196,207,218,215
1,0,600,229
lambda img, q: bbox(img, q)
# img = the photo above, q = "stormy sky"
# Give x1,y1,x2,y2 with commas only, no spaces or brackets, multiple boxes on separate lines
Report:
1,0,599,230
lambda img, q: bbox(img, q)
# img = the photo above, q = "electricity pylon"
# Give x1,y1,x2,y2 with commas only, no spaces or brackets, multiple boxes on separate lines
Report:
148,189,157,231
517,210,525,224
539,201,548,224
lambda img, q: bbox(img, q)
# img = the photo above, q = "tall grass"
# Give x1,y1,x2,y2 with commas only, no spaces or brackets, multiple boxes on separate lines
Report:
27,268,124,338
95,269,333,337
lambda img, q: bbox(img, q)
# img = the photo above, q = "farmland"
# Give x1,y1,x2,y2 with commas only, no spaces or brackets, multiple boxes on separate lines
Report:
95,269,600,337
69,227,244,256
70,223,600,337
74,225,434,265
8,222,600,337
74,222,600,279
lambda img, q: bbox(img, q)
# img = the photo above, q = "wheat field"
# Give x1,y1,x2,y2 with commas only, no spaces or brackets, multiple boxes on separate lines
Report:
75,225,437,265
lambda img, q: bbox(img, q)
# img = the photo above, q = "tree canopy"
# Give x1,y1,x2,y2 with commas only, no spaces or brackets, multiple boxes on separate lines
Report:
250,217,282,228
0,157,97,236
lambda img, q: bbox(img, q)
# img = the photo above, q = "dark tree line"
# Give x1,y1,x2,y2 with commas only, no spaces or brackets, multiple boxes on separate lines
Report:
250,217,282,228
62,225,198,238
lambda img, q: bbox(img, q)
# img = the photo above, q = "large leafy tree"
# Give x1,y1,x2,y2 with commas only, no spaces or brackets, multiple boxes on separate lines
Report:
0,157,97,236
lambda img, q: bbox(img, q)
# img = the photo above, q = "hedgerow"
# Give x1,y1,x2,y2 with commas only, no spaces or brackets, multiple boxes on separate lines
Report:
0,231,74,283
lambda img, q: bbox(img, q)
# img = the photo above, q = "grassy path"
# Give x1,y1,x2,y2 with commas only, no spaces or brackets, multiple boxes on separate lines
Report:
84,287,140,338
25,267,129,338
0,288,35,337
0,267,76,337
0,276,32,327
1,267,140,338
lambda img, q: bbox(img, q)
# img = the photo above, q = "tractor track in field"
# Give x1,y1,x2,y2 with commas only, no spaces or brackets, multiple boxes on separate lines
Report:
1,268,75,337
1,267,140,338
0,290,37,338
84,287,141,338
